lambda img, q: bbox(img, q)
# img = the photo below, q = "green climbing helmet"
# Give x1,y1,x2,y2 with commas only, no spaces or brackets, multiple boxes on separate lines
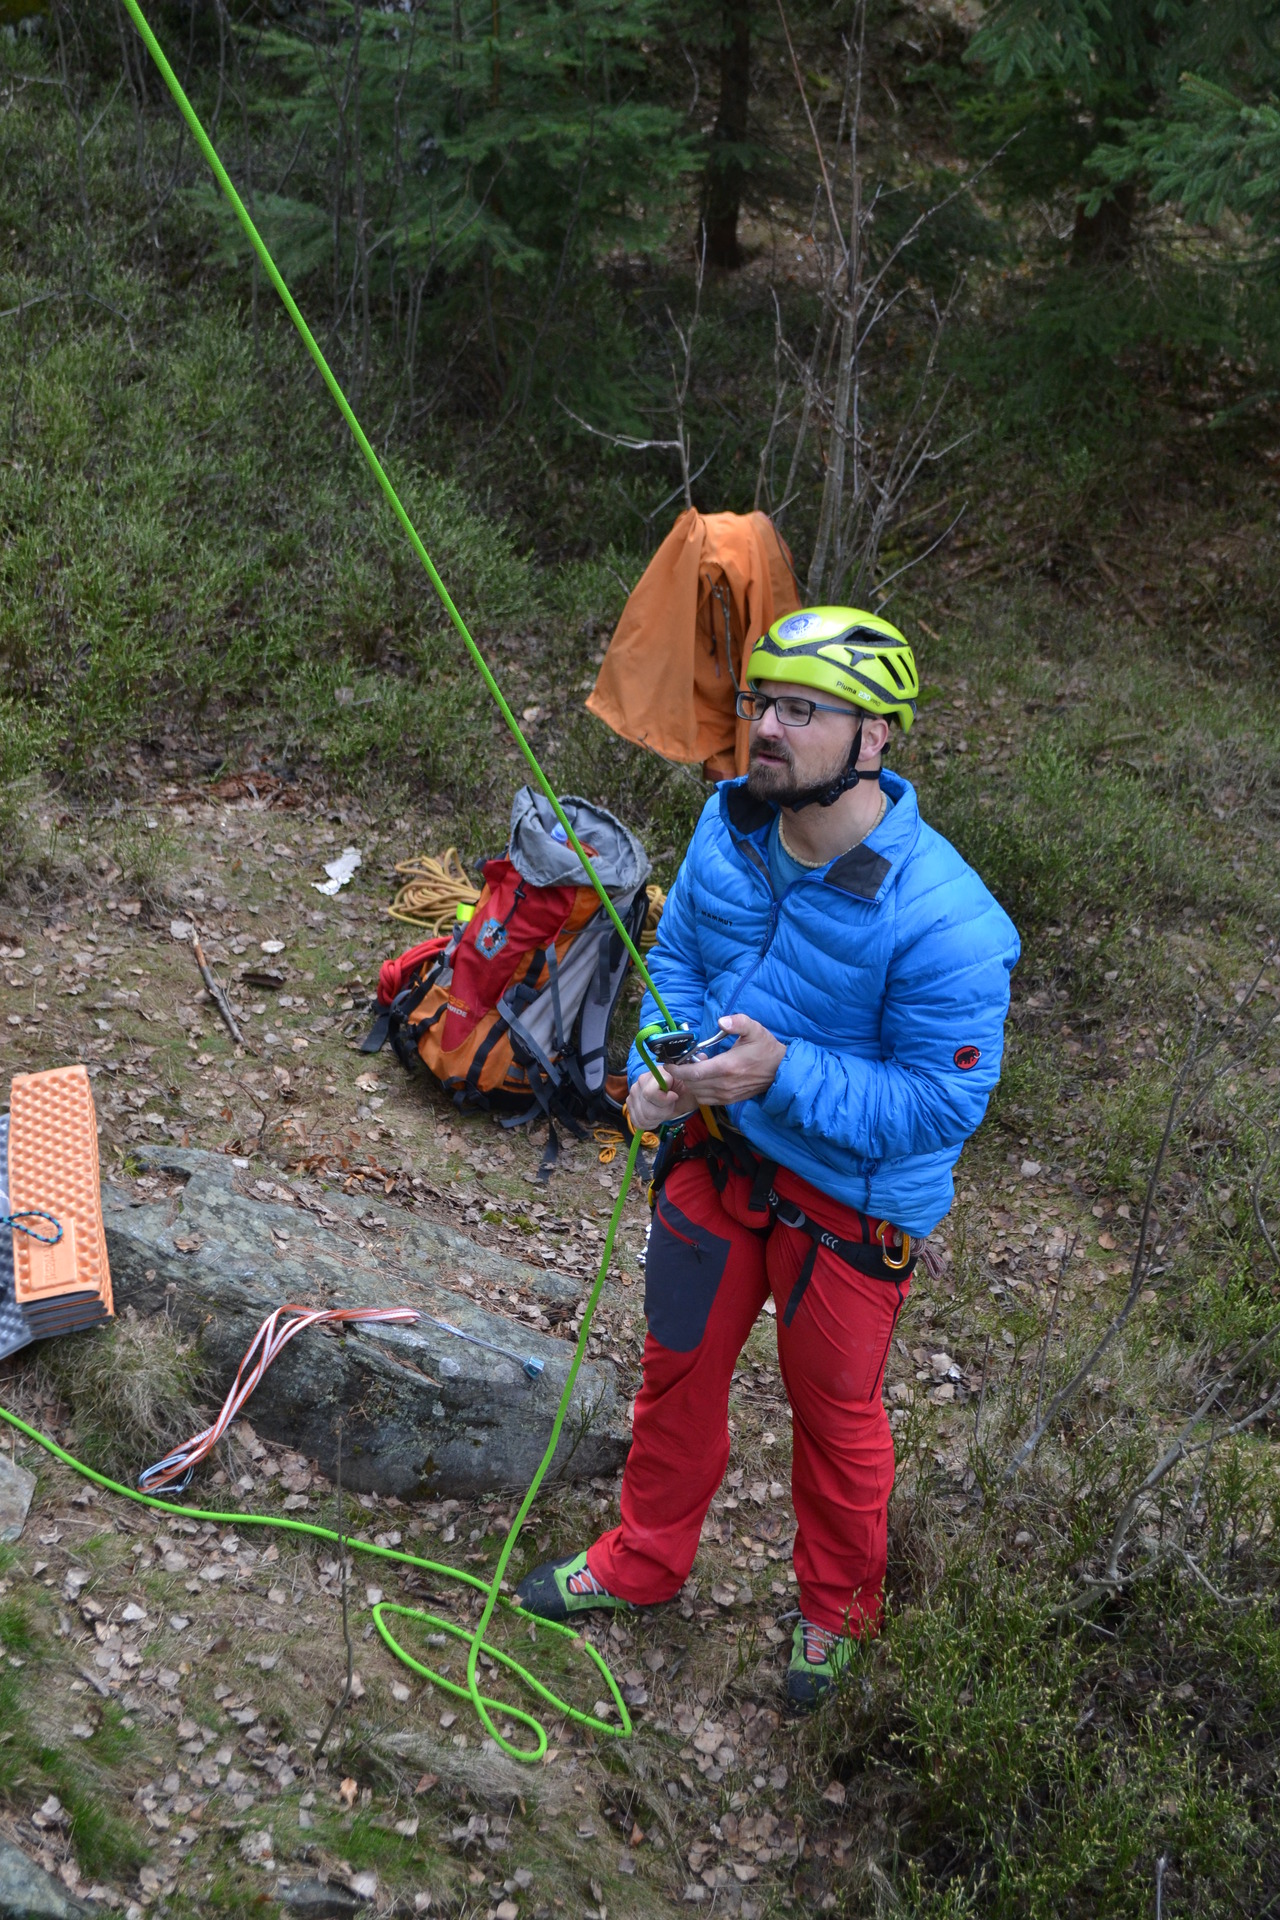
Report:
746,606,919,732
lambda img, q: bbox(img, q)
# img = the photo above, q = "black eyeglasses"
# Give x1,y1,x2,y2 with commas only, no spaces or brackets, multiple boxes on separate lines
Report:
735,690,854,728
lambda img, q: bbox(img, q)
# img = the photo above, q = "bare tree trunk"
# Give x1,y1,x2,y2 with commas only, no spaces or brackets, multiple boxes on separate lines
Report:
452,0,465,125
806,2,864,601
51,1,92,245
1072,180,1136,264
351,2,370,402
703,2,750,270
806,305,851,597
767,0,984,603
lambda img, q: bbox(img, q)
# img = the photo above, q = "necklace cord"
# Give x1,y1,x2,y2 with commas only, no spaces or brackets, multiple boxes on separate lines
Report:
777,787,887,867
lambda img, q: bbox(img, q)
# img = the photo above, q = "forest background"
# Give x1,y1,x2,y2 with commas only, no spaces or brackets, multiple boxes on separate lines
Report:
3,2,1280,1917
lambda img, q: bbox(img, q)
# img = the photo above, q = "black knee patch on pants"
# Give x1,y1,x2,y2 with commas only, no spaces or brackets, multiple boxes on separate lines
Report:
645,1194,731,1352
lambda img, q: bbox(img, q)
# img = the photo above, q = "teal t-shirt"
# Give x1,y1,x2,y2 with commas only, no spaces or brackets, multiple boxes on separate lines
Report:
767,816,815,897
766,796,893,898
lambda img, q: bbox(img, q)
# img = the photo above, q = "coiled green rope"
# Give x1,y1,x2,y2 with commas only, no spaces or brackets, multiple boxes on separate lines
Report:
0,1128,642,1763
0,0,683,1766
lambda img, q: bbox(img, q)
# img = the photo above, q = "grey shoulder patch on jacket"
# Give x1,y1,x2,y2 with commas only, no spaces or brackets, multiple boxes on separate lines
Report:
724,785,776,837
824,845,892,900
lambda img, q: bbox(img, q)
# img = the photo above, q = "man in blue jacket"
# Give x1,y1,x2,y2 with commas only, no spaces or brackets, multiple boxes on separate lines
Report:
517,607,1019,1707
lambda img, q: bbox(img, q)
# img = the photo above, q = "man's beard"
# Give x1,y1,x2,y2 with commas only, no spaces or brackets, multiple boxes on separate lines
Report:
747,736,849,807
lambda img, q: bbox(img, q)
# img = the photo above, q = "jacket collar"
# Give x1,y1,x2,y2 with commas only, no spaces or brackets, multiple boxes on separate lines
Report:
719,768,919,905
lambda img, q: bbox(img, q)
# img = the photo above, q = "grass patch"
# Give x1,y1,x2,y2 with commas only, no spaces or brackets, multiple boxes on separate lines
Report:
0,1595,37,1655
41,1753,150,1881
0,1661,148,1881
84,1701,144,1771
799,1523,1277,1916
38,1312,210,1483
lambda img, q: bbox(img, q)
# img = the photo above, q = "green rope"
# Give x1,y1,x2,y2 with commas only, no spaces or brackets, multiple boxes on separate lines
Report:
115,0,672,1033
0,0,686,1766
0,1130,643,1763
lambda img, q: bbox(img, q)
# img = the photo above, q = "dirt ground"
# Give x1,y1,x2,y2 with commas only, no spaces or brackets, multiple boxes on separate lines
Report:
0,742,1175,1920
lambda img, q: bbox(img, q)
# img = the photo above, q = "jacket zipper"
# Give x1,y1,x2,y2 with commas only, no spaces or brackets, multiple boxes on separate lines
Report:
722,829,810,1018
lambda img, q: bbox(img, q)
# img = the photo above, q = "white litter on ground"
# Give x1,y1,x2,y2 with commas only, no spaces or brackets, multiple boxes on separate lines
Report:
313,847,362,895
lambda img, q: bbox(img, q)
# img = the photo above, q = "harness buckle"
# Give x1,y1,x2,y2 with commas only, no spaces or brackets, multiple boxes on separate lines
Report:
771,1194,808,1234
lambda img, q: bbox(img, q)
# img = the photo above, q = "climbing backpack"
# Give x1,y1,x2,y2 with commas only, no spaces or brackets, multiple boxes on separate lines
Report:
362,788,651,1126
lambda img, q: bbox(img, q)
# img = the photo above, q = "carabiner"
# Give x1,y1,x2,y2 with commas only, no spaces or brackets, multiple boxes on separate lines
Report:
634,1020,690,1092
876,1222,913,1272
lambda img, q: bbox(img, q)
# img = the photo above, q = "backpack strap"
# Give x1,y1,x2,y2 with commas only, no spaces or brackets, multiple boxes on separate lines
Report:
359,1006,393,1055
500,992,563,1087
574,888,647,1102
366,962,445,1060
543,942,568,1058
459,1013,524,1100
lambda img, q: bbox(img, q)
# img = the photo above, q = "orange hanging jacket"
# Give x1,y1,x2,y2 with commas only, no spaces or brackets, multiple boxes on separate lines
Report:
586,509,801,780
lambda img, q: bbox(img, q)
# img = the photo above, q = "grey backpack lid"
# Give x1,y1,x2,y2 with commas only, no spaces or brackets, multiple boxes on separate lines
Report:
508,788,651,893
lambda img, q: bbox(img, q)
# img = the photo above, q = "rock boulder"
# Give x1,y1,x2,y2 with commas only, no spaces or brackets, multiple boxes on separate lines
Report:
103,1148,627,1499
0,1843,88,1920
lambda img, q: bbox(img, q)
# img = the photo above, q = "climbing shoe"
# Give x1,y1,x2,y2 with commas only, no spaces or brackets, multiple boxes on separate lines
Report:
514,1551,634,1623
785,1619,854,1711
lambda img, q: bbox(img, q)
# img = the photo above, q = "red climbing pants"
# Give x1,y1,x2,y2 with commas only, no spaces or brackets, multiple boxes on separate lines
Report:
587,1117,910,1636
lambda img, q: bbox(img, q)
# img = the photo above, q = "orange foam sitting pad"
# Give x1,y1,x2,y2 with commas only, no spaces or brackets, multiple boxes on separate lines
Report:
8,1065,113,1315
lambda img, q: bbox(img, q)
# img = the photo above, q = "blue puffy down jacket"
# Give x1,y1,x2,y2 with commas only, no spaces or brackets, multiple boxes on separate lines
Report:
628,771,1020,1237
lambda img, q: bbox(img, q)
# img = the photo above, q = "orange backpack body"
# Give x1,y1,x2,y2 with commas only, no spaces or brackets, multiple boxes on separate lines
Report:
364,790,651,1125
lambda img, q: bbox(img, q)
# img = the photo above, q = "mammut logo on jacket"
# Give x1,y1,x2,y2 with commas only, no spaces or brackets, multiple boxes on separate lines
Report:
954,1045,981,1070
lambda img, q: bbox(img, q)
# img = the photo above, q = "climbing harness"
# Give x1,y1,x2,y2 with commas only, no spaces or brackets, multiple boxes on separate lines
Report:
646,1112,918,1328
0,0,683,1767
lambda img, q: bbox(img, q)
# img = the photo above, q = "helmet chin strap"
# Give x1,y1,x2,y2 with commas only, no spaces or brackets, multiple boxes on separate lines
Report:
786,719,881,811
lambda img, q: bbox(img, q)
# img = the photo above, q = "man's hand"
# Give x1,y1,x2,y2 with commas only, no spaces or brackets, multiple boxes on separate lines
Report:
626,1015,787,1131
668,1014,785,1109
626,1071,693,1133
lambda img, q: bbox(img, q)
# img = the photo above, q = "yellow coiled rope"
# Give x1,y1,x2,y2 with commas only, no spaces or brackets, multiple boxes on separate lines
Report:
386,848,482,931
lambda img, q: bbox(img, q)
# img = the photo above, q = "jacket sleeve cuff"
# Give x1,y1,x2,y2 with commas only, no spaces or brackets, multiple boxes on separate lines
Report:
760,1039,811,1123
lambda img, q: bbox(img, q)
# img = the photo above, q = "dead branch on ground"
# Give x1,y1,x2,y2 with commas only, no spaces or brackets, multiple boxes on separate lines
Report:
191,934,250,1051
313,1419,355,1763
